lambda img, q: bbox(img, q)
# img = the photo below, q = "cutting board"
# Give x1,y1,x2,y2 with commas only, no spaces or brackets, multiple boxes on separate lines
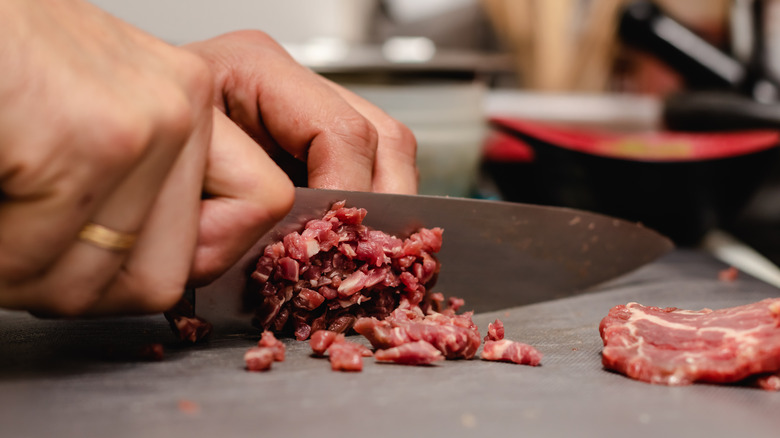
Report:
1,249,778,437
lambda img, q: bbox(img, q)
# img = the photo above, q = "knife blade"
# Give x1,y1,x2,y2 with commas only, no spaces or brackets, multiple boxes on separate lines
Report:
193,187,673,327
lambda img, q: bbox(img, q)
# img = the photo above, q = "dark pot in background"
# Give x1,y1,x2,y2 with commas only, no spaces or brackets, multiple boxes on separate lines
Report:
483,118,780,246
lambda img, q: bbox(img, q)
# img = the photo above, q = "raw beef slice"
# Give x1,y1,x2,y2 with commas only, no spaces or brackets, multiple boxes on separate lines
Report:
247,201,443,340
599,298,780,387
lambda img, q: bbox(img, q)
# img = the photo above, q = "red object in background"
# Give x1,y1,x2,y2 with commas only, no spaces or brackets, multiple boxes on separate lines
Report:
489,117,780,162
718,266,739,282
483,130,535,163
481,116,780,246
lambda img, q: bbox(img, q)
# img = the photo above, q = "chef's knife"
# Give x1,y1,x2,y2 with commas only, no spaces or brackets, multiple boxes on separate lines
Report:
193,188,673,327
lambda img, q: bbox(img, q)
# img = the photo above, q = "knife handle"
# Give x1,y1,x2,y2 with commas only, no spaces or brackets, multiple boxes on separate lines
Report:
663,92,780,131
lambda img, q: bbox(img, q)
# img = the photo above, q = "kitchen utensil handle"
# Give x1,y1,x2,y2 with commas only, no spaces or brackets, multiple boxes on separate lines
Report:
619,1,750,92
663,92,780,131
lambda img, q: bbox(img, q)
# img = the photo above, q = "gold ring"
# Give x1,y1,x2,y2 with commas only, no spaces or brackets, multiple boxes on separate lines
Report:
78,223,137,251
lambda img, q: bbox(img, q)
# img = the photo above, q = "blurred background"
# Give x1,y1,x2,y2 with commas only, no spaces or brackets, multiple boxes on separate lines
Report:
90,0,780,270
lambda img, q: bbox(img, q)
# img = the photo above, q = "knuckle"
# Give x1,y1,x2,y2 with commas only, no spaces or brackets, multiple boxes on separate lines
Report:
176,51,214,108
378,117,417,155
154,89,195,144
93,111,155,166
332,112,379,155
267,180,295,223
226,29,278,48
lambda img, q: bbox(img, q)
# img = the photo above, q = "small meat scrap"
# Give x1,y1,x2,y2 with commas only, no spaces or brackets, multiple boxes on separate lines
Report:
328,340,368,372
258,331,286,361
354,302,481,360
485,319,505,342
178,399,201,415
244,347,274,372
754,373,780,391
164,299,212,343
718,266,739,282
481,339,542,366
375,340,444,365
247,201,444,340
600,298,780,386
138,343,165,361
244,331,287,372
447,297,466,314
310,330,340,356
310,330,373,359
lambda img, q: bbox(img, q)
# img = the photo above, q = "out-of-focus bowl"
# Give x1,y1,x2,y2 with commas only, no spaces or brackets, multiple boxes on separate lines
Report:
483,117,780,245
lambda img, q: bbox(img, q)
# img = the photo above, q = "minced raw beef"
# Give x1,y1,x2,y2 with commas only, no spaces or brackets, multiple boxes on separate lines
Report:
164,299,212,343
247,201,443,341
481,339,542,366
754,372,780,391
309,330,341,356
353,301,482,360
485,319,505,342
599,298,780,389
327,342,362,372
245,330,286,371
258,330,286,361
327,340,370,372
240,201,543,373
374,340,444,365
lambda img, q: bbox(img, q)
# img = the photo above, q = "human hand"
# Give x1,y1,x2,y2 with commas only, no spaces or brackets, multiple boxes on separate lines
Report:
0,0,293,315
185,30,419,195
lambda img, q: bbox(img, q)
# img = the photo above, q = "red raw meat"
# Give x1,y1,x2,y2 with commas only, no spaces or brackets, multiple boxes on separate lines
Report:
258,331,286,362
754,373,780,391
310,330,340,356
177,399,201,415
247,201,443,340
245,331,287,372
354,303,481,360
328,340,367,372
138,343,165,361
375,340,444,365
164,300,212,344
718,266,739,282
599,298,780,386
244,347,274,371
481,339,542,366
485,319,505,342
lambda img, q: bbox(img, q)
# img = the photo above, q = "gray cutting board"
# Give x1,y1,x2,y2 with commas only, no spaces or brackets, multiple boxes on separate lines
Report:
1,249,779,438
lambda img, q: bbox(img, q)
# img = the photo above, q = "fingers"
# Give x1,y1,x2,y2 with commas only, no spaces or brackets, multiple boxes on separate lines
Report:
82,108,212,315
0,93,211,317
318,79,419,194
0,0,220,315
0,0,212,284
239,61,379,191
188,110,294,286
189,30,418,193
0,97,186,283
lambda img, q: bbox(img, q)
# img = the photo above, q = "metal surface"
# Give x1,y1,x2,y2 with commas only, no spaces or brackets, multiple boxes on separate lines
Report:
1,250,779,438
195,188,673,326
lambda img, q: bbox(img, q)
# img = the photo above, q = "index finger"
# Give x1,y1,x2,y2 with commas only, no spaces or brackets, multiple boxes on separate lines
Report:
319,79,419,194
190,32,379,191
259,70,379,191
